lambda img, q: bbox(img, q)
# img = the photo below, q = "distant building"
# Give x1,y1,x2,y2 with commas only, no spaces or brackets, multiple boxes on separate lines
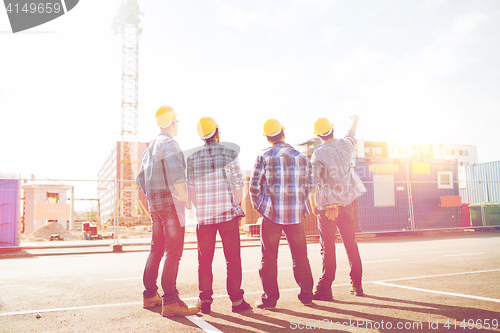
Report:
21,181,72,235
97,142,150,222
296,139,478,166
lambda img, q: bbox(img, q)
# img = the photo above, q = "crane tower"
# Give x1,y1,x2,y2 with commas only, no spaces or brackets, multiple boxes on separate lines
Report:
112,0,143,222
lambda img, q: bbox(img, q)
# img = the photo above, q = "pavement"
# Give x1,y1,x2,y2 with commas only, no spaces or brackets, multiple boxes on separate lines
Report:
1,229,499,332
1,227,497,258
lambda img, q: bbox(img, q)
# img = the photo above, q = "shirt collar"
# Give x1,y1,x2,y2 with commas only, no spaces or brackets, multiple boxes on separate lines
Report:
204,141,219,147
318,138,337,148
158,132,173,139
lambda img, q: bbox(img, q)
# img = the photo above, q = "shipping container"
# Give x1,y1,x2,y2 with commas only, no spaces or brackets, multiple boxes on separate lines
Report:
460,161,500,205
0,180,20,247
409,159,460,230
355,158,412,232
355,158,460,233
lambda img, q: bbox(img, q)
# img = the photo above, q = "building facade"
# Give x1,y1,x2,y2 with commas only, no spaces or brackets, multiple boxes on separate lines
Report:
356,140,477,166
97,141,150,223
297,139,478,166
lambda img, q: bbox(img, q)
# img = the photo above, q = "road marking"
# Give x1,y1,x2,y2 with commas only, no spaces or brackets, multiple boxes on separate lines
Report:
443,252,485,257
186,315,223,333
374,268,500,283
374,281,500,303
105,277,142,281
242,267,292,273
364,259,402,264
0,302,142,317
3,269,499,318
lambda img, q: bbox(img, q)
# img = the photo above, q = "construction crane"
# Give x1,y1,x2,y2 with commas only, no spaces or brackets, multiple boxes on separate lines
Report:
111,0,143,224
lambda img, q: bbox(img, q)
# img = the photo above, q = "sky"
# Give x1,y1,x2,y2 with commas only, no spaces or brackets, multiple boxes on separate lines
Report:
1,0,500,186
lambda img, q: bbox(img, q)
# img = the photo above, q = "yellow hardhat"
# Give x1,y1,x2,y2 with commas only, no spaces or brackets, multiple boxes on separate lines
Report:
197,117,218,139
263,119,284,137
156,106,177,128
314,118,333,136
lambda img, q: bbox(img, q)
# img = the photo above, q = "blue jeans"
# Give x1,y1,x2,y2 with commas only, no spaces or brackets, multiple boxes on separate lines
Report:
196,217,244,303
143,204,185,305
316,203,362,292
259,217,314,305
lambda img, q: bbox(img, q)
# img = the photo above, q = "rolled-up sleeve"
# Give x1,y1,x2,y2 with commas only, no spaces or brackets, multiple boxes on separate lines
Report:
311,158,324,187
230,154,244,190
186,155,195,189
163,143,186,184
249,156,264,208
305,159,313,196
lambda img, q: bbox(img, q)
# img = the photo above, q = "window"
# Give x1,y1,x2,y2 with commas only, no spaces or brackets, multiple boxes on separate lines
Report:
47,192,59,204
438,171,453,189
373,174,395,207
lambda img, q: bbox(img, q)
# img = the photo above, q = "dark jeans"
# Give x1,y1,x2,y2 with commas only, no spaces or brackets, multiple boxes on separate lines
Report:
196,217,244,303
316,203,362,292
259,217,314,305
143,204,185,305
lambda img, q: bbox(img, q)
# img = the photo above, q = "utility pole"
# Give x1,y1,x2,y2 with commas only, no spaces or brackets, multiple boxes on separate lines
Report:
112,0,143,223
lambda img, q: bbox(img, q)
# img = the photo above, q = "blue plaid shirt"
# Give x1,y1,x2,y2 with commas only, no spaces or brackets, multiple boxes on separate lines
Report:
250,142,313,225
137,132,186,213
187,142,245,225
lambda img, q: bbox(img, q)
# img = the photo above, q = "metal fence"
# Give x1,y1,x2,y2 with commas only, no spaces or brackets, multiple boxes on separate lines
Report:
1,177,499,246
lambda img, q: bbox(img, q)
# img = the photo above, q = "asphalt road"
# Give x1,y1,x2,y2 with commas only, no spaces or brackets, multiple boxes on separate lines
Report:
1,231,499,332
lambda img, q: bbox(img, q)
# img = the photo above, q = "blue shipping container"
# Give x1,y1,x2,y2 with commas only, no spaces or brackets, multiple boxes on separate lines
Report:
355,158,412,232
410,159,460,230
0,180,19,247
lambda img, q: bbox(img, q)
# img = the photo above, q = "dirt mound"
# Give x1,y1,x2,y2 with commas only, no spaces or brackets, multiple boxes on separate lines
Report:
26,222,79,241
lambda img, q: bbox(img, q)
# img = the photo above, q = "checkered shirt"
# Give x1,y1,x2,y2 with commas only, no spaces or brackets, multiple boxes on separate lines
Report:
137,132,186,213
311,130,366,209
186,142,245,225
249,142,313,225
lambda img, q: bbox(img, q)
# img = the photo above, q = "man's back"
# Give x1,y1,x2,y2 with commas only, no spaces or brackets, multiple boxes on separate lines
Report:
250,142,312,224
138,132,185,212
311,131,365,207
187,142,244,224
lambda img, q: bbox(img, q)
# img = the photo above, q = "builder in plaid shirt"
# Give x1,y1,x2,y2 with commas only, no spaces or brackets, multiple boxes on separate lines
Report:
186,117,251,314
250,119,314,309
137,106,199,317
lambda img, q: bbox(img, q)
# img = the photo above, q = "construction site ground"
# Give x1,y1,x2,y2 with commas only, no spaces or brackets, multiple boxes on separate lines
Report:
1,229,499,332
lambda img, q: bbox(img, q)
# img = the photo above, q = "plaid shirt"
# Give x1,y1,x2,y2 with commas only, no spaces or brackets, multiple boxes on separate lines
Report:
250,142,312,225
137,132,186,213
186,142,245,225
311,130,366,209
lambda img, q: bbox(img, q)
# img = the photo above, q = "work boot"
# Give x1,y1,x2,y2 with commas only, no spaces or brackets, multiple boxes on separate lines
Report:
197,300,212,314
312,290,333,301
254,299,276,310
162,300,200,317
231,299,252,313
143,293,162,308
350,283,364,296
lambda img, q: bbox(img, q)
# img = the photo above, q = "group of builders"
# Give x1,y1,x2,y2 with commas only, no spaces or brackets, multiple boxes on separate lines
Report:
136,105,367,317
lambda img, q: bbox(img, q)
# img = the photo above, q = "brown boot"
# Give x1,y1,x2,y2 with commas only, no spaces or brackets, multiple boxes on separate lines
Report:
350,283,364,296
162,300,200,317
143,293,162,308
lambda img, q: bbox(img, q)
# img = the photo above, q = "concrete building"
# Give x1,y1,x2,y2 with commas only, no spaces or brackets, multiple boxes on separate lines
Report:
297,138,478,166
97,141,149,222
